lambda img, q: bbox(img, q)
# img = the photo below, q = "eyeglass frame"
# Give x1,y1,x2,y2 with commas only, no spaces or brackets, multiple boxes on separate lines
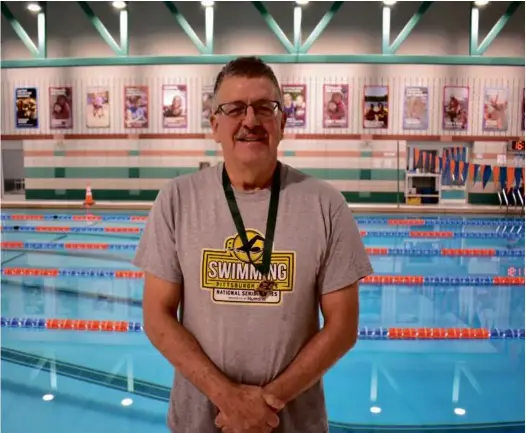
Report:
213,99,283,119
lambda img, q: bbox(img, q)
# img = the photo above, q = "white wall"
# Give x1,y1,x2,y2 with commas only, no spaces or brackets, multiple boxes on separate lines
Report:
1,1,524,59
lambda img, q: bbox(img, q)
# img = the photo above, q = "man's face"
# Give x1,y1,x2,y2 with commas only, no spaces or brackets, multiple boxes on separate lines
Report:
210,75,286,167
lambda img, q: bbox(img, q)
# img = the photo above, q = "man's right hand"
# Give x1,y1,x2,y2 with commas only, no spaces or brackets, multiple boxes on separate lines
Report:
214,384,284,433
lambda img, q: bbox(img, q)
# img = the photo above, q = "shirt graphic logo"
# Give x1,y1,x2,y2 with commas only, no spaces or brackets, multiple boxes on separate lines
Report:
200,229,296,305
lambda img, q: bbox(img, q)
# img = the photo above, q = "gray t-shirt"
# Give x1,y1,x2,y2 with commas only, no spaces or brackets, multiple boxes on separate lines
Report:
132,162,374,433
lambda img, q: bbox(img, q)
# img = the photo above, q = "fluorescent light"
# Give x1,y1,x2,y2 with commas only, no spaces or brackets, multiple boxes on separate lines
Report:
201,0,214,6
474,0,489,5
27,3,42,12
383,0,397,5
454,408,466,416
370,406,382,414
112,1,127,10
121,398,133,407
296,0,309,5
42,394,54,401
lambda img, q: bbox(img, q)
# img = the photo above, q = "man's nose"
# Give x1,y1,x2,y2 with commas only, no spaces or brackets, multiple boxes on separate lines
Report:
241,105,261,128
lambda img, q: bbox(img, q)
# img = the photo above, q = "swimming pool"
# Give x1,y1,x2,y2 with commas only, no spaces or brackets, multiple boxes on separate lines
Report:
1,209,524,433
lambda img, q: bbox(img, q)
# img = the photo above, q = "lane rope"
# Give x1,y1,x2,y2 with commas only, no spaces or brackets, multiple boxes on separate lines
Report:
1,242,523,257
1,214,524,226
2,225,524,239
1,317,524,340
1,267,523,285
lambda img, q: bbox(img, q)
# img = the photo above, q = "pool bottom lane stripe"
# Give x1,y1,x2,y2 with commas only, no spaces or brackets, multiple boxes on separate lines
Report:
2,267,524,285
1,317,524,340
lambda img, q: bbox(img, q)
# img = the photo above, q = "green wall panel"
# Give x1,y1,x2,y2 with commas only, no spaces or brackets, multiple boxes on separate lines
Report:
24,167,55,178
139,167,197,178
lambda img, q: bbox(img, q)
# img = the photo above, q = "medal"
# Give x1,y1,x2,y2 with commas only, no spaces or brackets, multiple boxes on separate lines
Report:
222,162,281,296
256,279,277,298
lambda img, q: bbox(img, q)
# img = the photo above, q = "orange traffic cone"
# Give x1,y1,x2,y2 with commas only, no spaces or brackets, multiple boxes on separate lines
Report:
83,184,95,207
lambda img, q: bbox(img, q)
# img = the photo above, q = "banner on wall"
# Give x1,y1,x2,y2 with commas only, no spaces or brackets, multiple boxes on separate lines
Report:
442,86,468,130
363,85,388,129
162,84,187,128
124,85,149,128
402,86,428,130
201,85,214,128
50,86,73,129
86,87,110,128
482,88,508,131
15,87,38,128
323,84,348,128
282,84,306,128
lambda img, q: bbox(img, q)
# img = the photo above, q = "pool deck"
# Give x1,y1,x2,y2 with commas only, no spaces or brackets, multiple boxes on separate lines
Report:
1,196,525,215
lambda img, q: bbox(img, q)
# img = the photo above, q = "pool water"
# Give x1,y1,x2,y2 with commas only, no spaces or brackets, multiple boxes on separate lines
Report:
1,210,524,433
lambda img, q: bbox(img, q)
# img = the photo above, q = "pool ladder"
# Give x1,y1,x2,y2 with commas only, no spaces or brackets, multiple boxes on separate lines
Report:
497,183,524,215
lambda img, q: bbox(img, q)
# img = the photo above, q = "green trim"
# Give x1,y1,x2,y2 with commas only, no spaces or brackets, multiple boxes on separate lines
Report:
25,189,404,203
129,168,140,178
360,169,372,181
300,2,344,54
441,189,465,200
1,3,40,58
55,168,65,178
24,167,405,180
360,151,373,157
54,150,66,157
252,1,296,54
163,1,208,55
3,54,523,69
387,2,434,54
128,150,140,156
139,167,196,178
119,10,129,56
77,1,125,56
476,1,522,55
283,150,296,157
25,167,55,178
205,150,216,157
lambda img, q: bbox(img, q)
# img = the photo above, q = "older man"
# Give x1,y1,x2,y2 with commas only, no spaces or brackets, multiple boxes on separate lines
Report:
132,56,373,433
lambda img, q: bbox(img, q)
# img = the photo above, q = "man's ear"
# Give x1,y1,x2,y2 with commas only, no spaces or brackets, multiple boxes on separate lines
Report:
210,114,221,143
279,111,287,139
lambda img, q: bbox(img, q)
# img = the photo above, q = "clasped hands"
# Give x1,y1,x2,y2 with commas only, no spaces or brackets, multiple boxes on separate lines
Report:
214,384,285,433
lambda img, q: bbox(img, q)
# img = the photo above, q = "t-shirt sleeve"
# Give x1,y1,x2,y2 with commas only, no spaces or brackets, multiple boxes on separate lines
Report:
317,203,374,295
131,182,183,284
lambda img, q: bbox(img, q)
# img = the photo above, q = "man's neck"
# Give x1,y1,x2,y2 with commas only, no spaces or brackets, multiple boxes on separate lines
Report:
224,159,277,191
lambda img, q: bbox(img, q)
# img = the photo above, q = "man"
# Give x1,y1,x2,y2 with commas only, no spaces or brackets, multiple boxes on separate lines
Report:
132,56,373,433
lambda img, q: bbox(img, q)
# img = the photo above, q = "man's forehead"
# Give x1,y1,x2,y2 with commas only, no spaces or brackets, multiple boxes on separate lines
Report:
216,75,280,102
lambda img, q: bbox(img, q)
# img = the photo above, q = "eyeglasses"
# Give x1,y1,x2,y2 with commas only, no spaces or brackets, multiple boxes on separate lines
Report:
215,100,282,119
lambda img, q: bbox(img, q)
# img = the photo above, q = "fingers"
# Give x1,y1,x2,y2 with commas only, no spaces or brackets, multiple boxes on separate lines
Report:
215,413,225,429
265,412,280,429
262,393,285,412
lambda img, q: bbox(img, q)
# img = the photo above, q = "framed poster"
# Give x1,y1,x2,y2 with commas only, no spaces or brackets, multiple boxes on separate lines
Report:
403,86,428,130
282,84,306,128
482,88,508,131
323,84,349,128
86,87,110,128
363,85,388,129
162,84,187,128
15,87,38,128
50,86,73,129
443,86,469,130
124,85,149,128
